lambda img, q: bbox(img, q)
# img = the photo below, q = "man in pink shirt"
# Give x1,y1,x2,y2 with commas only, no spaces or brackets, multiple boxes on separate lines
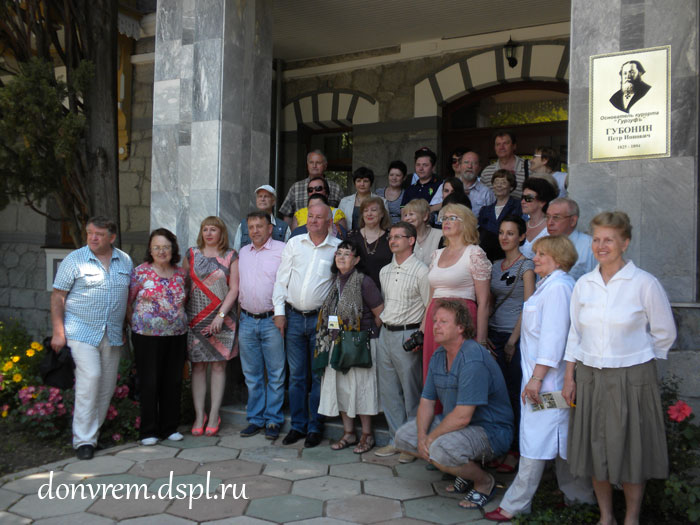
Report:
237,211,286,440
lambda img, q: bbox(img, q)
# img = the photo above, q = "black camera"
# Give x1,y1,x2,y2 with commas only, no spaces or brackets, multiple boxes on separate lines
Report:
403,330,424,352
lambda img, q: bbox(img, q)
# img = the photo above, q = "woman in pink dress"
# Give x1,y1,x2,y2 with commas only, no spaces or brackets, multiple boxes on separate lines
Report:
422,204,492,383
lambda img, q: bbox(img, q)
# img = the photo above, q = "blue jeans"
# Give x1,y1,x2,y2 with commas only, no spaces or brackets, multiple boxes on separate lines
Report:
238,312,286,427
285,308,323,433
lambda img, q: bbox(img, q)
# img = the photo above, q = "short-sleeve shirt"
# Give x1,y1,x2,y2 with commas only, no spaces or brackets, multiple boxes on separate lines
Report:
489,257,535,332
422,340,514,456
53,245,133,346
428,245,492,301
128,263,188,336
401,177,441,206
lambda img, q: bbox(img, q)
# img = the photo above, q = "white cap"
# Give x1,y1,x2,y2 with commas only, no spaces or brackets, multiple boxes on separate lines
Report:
255,184,276,196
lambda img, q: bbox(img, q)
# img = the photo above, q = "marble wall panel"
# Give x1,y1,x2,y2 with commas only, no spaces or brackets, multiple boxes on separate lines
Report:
154,39,183,81
179,77,193,123
568,162,619,225
670,76,697,157
153,79,181,125
156,0,182,43
221,40,245,124
570,0,620,81
151,190,179,232
567,87,589,164
224,0,246,49
193,38,224,122
187,189,219,246
190,120,221,190
151,125,179,192
177,144,192,196
195,0,224,41
182,0,195,44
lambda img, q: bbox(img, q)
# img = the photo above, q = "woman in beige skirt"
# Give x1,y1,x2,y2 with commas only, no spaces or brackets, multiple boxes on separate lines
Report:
563,211,676,525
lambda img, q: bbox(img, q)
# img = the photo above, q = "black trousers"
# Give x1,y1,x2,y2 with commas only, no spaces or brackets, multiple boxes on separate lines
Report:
131,332,187,439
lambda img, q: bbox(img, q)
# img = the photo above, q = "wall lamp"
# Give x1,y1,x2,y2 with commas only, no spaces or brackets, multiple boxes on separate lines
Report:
504,37,518,68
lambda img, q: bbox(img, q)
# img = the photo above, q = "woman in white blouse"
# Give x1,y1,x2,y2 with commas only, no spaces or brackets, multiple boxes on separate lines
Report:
562,211,676,525
485,235,594,522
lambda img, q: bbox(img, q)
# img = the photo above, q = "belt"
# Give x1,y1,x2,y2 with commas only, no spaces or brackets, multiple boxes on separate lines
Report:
241,309,274,319
286,303,319,317
384,323,421,332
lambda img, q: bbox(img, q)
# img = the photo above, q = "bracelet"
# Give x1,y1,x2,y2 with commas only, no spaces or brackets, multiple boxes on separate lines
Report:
218,311,225,318
530,375,544,382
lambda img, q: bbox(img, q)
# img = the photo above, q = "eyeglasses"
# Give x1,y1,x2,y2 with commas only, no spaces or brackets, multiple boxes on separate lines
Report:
532,154,542,158
521,194,537,202
307,185,324,193
442,215,463,222
451,157,461,163
501,271,516,286
545,214,572,222
152,245,172,253
387,234,410,241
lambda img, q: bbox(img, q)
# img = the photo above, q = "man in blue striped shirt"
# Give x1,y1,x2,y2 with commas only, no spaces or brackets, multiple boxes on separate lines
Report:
51,216,133,460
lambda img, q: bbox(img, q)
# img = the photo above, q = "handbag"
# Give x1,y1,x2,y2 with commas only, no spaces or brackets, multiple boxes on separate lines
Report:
39,344,75,389
330,329,372,374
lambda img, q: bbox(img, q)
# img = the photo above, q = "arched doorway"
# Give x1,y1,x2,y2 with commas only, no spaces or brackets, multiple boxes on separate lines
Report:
442,81,569,174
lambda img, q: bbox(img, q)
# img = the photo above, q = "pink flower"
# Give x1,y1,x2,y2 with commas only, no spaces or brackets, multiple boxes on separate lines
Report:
112,433,122,442
668,400,693,422
106,405,118,421
135,416,141,429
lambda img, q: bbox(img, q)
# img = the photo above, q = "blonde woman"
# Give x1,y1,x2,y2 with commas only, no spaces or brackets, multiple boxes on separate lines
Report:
401,198,442,266
184,216,239,437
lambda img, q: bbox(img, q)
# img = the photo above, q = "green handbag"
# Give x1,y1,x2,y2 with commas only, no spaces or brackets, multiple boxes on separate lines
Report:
330,329,372,374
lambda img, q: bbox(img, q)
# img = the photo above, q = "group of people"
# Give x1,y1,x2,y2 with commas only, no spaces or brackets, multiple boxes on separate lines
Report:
50,135,676,525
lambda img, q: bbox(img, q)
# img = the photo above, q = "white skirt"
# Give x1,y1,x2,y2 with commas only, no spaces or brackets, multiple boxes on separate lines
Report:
318,338,379,418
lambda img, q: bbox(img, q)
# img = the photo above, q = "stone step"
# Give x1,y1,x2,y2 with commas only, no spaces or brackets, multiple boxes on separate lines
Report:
220,402,392,446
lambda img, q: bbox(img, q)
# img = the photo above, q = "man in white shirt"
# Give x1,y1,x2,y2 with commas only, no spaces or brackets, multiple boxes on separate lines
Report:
545,198,596,280
273,201,341,448
373,221,430,462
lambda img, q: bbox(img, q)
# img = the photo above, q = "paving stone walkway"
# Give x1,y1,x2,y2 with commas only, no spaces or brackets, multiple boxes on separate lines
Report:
0,422,515,524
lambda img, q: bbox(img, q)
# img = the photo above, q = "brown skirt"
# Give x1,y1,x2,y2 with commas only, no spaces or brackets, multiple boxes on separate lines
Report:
567,360,668,485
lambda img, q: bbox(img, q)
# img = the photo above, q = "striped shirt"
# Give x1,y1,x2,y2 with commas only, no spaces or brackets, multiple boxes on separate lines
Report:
278,177,344,217
379,254,430,325
480,155,527,199
53,245,133,347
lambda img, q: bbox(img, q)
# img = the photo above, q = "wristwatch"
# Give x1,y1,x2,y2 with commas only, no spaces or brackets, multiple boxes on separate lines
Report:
218,311,225,318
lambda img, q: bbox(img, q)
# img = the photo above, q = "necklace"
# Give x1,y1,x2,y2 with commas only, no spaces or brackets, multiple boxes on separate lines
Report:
501,253,523,272
527,216,546,229
362,228,383,255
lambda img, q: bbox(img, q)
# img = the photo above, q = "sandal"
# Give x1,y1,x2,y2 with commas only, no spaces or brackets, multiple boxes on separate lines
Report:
353,433,375,454
458,474,496,509
496,450,520,473
445,476,473,494
331,432,357,450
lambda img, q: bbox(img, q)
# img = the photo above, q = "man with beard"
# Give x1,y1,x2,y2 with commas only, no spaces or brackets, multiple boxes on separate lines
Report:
609,60,651,114
432,151,494,218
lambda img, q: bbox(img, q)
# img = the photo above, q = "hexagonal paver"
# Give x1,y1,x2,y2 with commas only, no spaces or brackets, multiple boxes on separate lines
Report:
301,446,360,465
165,490,248,521
0,488,21,510
365,477,434,500
287,519,355,525
394,461,444,482
64,456,135,476
88,493,170,521
202,517,274,525
373,519,435,525
326,494,402,523
129,458,199,478
33,512,115,525
0,511,30,524
9,493,93,520
116,444,179,462
149,474,222,496
162,435,220,449
292,475,360,501
195,459,262,480
246,495,322,522
404,495,480,524
330,462,394,481
219,433,272,450
2,470,87,495
177,446,240,463
229,475,290,499
262,460,327,481
121,515,195,525
81,473,152,489
238,446,299,464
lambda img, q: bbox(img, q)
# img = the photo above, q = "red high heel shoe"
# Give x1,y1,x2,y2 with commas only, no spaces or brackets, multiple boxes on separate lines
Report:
205,416,221,436
191,414,208,436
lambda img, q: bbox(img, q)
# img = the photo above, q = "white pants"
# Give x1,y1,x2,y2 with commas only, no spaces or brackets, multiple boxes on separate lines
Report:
69,334,122,448
500,456,595,516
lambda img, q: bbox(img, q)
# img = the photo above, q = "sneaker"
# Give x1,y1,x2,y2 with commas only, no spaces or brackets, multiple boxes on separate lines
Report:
265,424,280,440
399,452,416,463
240,423,263,437
167,432,184,441
140,437,158,446
374,444,398,457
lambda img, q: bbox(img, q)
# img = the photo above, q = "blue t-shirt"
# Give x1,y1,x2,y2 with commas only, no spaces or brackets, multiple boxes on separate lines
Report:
422,339,514,456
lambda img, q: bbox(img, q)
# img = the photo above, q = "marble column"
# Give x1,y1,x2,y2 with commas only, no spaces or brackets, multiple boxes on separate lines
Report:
568,0,698,302
150,0,273,248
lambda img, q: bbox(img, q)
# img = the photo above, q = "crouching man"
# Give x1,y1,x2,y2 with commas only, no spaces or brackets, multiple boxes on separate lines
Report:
395,299,513,510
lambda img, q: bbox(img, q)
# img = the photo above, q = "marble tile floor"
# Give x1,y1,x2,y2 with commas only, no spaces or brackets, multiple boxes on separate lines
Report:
0,422,516,524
